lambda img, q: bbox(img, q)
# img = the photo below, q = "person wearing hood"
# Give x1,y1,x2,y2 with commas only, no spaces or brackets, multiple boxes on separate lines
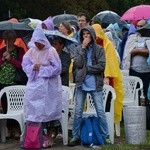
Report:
28,16,54,48
68,25,111,146
36,16,54,30
92,24,124,127
22,28,62,147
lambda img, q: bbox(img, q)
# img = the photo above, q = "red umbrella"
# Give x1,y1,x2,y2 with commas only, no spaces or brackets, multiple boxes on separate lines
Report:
120,4,150,21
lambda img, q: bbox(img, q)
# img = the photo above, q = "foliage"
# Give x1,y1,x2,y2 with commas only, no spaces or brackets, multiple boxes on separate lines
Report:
0,0,150,21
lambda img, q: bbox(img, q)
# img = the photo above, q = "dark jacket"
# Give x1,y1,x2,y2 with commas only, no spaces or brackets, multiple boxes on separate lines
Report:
73,26,106,90
59,49,71,86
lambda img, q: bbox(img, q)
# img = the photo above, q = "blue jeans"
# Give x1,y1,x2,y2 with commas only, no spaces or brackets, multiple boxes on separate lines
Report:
72,87,109,139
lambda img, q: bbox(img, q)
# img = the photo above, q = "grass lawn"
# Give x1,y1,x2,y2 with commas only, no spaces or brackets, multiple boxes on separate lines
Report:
100,123,150,150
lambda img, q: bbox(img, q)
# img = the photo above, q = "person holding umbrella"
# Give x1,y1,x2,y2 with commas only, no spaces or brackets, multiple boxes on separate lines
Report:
0,30,25,138
52,36,71,86
0,18,28,52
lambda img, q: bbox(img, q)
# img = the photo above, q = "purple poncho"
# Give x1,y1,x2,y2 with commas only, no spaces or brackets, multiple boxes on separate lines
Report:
22,28,62,122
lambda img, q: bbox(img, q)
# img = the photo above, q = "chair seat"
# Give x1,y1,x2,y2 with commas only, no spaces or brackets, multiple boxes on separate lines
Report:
69,85,116,144
0,113,23,119
0,85,26,142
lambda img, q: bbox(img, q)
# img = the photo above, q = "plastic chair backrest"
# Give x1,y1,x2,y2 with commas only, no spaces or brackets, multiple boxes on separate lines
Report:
0,85,26,114
121,70,129,76
86,84,116,114
122,76,143,106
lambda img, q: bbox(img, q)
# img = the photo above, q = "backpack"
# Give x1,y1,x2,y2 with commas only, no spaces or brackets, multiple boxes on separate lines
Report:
20,121,46,149
80,116,105,147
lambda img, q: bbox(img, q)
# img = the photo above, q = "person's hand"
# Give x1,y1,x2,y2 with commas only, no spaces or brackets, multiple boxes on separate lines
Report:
131,48,137,53
3,51,8,57
104,77,110,85
82,37,91,48
3,51,10,60
33,64,41,71
4,53,11,60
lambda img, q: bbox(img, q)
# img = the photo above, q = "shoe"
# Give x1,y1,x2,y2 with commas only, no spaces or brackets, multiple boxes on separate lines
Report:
68,138,80,146
105,137,112,145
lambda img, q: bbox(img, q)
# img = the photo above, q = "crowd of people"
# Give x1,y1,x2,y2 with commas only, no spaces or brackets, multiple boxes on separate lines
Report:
0,11,150,148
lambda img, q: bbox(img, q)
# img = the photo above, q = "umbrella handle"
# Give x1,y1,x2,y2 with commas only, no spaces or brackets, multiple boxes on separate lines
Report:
6,39,9,52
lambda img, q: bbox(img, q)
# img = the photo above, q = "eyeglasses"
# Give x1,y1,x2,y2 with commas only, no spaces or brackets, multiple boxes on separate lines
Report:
137,25,144,28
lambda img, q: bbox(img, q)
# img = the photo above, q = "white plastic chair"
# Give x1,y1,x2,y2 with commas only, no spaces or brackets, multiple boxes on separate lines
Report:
68,83,76,130
121,69,129,76
115,76,143,137
61,85,73,145
122,76,143,106
68,83,75,110
0,85,26,142
83,85,116,144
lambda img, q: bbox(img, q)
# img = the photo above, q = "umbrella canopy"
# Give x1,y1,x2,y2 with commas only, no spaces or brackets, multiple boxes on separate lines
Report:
44,30,78,46
19,18,42,29
0,21,33,38
137,24,150,37
92,10,124,27
52,14,77,26
120,4,150,21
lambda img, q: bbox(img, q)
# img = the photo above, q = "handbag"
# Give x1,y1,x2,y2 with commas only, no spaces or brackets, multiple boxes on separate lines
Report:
20,122,44,149
15,68,28,85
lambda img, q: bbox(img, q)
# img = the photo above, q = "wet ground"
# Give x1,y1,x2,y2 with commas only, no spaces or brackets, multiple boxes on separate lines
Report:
0,135,90,150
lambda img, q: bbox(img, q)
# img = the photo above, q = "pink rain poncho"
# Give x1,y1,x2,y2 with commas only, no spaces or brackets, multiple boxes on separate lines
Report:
22,28,62,122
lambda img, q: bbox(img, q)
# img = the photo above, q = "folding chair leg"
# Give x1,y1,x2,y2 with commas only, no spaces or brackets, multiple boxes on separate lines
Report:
115,122,120,136
0,119,7,142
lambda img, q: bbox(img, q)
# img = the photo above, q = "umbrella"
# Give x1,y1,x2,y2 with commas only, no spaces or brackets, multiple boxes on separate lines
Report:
0,21,33,38
92,10,125,27
44,30,78,46
52,14,77,26
19,18,42,29
137,24,150,37
120,4,150,21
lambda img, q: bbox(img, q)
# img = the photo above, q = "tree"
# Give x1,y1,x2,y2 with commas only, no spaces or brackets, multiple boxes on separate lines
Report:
0,0,149,21
0,0,26,20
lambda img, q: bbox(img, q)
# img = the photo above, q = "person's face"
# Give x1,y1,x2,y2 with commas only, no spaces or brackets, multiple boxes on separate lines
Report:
52,40,63,53
58,23,68,35
4,38,16,46
41,23,47,29
34,42,45,50
77,16,89,30
82,30,92,42
136,20,146,29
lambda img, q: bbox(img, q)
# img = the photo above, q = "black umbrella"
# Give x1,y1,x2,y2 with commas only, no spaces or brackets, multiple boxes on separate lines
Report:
44,30,78,46
52,14,77,26
0,21,33,38
92,11,125,27
137,24,150,37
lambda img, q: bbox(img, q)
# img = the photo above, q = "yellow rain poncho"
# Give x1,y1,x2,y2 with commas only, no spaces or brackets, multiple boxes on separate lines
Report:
92,24,124,123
